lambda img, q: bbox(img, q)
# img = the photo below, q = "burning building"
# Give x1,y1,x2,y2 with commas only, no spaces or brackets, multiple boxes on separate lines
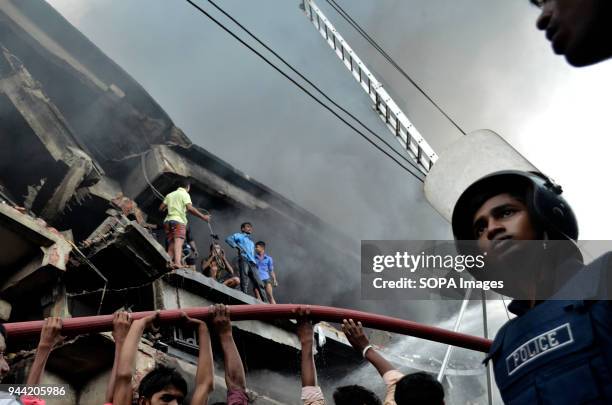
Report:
0,0,367,403
0,1,492,404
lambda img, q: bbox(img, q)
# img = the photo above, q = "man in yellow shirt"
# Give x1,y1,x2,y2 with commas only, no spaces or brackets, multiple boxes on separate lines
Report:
159,180,210,268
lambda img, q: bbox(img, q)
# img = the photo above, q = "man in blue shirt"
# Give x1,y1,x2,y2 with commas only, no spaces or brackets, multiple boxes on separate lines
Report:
225,222,268,302
254,241,278,304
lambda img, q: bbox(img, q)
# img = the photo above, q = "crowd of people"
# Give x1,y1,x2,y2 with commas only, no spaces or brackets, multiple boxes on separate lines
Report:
0,305,445,405
160,181,279,304
12,162,609,405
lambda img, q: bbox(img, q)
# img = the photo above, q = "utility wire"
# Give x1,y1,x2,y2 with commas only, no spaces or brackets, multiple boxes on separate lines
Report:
67,273,163,297
141,152,166,201
65,239,108,314
325,0,466,136
204,0,423,175
185,0,425,183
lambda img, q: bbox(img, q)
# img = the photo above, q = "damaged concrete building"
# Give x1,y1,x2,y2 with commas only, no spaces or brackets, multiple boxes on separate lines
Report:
0,1,369,404
0,1,489,404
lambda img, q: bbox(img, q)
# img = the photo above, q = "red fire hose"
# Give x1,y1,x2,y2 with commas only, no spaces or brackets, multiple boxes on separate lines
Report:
4,304,492,353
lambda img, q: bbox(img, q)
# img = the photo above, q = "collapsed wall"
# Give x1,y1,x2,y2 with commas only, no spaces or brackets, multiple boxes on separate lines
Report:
0,1,489,402
0,1,366,403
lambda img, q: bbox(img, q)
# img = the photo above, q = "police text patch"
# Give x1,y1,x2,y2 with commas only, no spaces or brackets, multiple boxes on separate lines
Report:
506,323,574,376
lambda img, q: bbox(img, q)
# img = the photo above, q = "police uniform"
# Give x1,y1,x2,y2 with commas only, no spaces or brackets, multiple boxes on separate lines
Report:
485,253,612,404
447,169,612,403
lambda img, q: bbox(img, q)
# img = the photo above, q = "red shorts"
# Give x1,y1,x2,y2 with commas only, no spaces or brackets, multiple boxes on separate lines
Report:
164,220,186,241
227,388,248,405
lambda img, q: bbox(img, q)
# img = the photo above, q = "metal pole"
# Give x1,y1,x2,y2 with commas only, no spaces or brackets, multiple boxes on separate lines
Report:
437,287,472,382
482,290,493,405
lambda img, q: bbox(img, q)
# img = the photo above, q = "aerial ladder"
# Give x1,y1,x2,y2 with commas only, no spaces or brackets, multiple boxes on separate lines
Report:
301,0,438,175
300,1,494,402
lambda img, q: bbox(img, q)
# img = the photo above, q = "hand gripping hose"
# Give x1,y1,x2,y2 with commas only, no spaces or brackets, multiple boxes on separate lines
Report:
4,304,492,353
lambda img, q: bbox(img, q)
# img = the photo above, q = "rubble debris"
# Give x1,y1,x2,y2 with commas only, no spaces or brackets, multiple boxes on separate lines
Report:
77,212,169,288
110,194,150,228
0,45,102,225
0,204,72,316
0,1,364,403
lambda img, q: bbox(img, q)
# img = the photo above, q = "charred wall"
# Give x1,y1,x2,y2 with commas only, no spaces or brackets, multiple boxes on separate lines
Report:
0,1,366,403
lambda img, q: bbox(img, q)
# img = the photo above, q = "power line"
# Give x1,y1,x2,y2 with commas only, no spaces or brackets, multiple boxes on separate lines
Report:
325,0,466,136
184,0,425,183
204,0,423,176
188,0,424,181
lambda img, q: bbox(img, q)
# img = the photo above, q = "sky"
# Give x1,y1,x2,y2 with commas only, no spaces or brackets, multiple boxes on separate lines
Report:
43,0,612,243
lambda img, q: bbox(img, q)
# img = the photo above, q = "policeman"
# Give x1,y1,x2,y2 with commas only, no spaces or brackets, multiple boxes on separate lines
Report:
451,170,612,404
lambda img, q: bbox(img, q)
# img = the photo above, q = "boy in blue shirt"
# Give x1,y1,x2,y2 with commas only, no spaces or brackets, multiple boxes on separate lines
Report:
254,241,278,304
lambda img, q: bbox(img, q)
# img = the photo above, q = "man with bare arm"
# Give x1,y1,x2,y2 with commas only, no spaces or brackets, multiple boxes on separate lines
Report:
160,180,210,269
210,304,249,405
113,310,214,405
342,319,444,405
295,307,325,405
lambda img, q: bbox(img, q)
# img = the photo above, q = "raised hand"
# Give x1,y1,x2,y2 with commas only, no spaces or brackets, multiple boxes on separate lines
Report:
342,319,370,352
293,306,314,345
112,311,132,344
38,317,64,349
181,311,209,332
138,310,161,330
211,304,232,336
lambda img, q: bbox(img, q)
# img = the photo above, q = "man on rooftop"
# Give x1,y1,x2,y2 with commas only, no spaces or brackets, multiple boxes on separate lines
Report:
225,222,268,302
159,179,210,269
254,241,278,304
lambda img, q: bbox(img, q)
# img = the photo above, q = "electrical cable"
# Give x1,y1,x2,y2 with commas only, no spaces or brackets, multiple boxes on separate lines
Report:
204,0,425,175
325,0,466,136
66,277,160,297
185,0,425,182
65,240,108,314
141,152,166,201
